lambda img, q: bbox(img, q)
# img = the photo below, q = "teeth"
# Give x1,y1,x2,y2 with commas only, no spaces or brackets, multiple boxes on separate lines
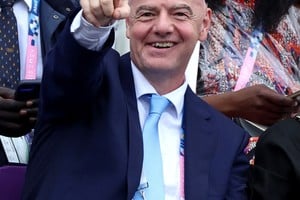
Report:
152,42,174,48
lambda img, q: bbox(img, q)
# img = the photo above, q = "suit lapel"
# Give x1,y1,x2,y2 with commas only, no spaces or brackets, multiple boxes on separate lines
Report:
183,88,218,199
119,54,143,199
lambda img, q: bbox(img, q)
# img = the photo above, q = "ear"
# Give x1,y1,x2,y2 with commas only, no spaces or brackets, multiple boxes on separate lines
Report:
198,8,212,41
126,18,130,39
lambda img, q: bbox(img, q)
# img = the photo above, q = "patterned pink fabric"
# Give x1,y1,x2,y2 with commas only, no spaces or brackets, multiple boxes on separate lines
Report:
197,0,300,96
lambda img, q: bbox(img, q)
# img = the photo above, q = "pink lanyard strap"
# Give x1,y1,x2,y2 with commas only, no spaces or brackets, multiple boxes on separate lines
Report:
234,30,263,91
24,0,40,80
179,130,185,199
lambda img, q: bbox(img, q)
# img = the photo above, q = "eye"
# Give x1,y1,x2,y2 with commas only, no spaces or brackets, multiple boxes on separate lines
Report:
172,6,193,21
173,11,190,20
174,12,188,19
136,11,156,21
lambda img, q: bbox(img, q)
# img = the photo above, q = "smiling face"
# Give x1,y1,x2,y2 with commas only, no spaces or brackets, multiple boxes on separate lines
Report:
126,0,211,93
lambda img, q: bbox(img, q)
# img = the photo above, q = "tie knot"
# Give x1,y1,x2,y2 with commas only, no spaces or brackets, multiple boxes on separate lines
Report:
149,94,169,115
0,0,15,7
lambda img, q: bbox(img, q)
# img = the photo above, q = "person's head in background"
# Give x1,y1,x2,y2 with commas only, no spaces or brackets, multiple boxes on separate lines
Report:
205,0,224,10
253,0,296,33
205,0,297,33
125,0,211,94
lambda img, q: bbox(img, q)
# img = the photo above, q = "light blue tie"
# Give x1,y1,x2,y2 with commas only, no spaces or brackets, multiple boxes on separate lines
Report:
143,94,169,200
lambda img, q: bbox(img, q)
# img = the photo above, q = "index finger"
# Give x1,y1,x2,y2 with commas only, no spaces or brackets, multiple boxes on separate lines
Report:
267,92,297,108
0,87,15,99
0,98,26,111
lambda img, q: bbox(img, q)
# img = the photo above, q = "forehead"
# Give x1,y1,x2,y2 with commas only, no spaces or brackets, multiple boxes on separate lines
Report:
129,0,205,8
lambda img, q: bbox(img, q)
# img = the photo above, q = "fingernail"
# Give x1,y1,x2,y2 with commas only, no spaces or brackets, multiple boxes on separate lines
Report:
20,110,27,115
29,117,37,122
26,101,33,106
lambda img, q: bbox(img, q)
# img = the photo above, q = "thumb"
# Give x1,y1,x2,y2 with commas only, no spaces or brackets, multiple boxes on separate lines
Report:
0,87,15,99
113,0,130,19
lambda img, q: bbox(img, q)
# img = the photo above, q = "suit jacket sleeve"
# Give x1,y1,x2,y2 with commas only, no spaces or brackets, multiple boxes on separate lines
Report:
248,118,300,200
40,11,116,122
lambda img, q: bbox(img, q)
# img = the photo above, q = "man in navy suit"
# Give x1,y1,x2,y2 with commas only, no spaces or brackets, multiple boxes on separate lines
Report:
23,0,250,199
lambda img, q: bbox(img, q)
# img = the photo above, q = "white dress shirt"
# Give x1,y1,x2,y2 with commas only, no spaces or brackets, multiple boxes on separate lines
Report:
71,11,188,199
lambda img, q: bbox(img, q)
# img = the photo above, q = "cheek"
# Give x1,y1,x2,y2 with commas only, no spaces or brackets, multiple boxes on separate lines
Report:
129,24,150,40
127,27,146,55
178,22,200,38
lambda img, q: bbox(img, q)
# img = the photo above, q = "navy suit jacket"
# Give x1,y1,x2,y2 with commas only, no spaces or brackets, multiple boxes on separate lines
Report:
40,0,80,56
22,16,250,200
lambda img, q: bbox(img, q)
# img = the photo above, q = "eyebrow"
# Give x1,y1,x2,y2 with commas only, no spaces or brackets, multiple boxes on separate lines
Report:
172,4,193,15
134,3,193,15
135,5,158,14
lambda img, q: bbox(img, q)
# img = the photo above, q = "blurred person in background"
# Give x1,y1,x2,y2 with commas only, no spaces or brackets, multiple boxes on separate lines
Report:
0,0,80,165
248,117,300,199
195,0,300,137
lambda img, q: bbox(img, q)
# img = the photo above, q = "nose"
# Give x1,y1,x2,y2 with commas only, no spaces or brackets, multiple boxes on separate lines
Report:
152,11,174,36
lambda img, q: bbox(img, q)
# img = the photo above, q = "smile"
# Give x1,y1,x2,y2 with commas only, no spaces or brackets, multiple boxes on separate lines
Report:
151,42,175,48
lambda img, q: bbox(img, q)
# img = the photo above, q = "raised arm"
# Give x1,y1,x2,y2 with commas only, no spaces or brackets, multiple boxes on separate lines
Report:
40,0,130,121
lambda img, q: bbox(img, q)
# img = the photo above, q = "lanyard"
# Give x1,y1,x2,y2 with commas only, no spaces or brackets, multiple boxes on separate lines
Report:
234,29,263,91
179,130,185,199
24,0,40,80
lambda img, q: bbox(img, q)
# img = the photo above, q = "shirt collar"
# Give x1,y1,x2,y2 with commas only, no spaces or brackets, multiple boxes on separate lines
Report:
131,61,187,118
23,0,32,11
